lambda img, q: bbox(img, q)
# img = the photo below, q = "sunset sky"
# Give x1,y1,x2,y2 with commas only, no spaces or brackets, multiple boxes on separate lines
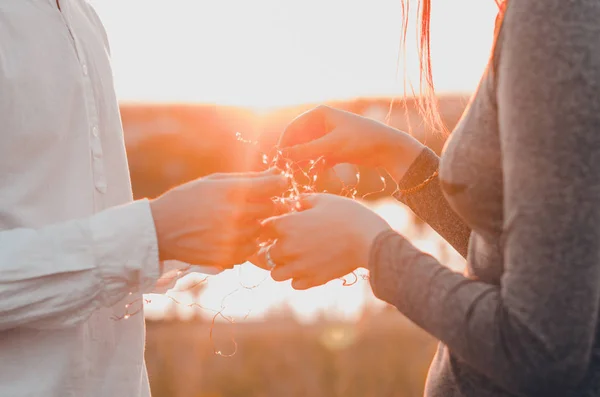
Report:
92,0,498,110
89,0,497,321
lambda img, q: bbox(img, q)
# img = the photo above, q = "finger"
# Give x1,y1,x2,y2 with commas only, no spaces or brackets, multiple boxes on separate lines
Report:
235,242,261,263
270,259,311,282
291,277,327,290
208,168,282,180
248,241,292,271
247,249,270,271
272,197,293,215
228,174,290,201
293,193,323,211
278,105,331,148
268,238,298,265
236,201,277,222
224,238,261,266
280,133,338,164
260,212,302,240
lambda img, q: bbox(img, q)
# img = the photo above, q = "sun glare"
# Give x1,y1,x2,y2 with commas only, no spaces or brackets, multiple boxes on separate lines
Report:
92,0,497,110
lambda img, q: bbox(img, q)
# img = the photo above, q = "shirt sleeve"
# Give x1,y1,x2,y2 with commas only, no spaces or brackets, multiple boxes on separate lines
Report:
394,147,471,258
368,1,600,395
0,199,161,330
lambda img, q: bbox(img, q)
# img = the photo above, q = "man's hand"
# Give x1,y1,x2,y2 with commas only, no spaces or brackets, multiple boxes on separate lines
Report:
149,169,288,268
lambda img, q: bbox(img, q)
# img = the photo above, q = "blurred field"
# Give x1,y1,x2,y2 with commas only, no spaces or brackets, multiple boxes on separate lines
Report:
124,96,468,397
145,309,438,397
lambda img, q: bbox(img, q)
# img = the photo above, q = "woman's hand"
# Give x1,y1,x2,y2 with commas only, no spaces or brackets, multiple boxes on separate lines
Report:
256,193,391,290
278,105,425,181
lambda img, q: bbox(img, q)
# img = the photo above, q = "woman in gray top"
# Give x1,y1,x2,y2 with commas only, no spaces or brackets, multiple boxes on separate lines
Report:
256,0,600,396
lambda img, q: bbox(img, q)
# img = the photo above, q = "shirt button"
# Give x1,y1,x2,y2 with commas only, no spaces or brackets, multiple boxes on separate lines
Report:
82,64,88,76
92,126,99,137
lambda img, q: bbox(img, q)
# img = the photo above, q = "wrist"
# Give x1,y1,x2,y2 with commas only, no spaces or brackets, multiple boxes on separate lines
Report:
357,217,392,267
381,132,426,183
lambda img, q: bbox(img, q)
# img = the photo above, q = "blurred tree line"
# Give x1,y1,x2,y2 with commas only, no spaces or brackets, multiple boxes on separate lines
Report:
122,95,468,200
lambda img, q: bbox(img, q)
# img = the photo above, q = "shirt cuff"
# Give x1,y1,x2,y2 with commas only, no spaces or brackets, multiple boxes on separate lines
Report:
90,199,161,306
394,147,440,200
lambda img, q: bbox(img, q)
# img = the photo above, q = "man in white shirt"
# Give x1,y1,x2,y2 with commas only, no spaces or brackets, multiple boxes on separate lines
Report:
0,1,286,396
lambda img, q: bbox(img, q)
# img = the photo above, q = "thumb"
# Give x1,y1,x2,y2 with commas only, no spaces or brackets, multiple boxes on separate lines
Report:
280,133,338,163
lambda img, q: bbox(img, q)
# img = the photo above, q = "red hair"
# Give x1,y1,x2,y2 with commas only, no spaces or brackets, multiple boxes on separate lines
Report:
398,0,507,135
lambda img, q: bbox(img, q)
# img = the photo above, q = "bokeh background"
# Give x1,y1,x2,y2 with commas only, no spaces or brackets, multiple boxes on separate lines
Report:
89,0,500,396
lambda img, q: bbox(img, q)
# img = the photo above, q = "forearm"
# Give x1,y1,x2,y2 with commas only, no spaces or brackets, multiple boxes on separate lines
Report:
368,231,591,395
391,147,470,257
0,200,160,330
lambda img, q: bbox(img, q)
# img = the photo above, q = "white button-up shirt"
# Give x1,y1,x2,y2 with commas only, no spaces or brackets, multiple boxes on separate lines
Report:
0,1,207,395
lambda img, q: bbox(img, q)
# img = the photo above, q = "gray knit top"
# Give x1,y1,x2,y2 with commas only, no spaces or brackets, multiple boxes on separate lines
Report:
368,1,600,396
